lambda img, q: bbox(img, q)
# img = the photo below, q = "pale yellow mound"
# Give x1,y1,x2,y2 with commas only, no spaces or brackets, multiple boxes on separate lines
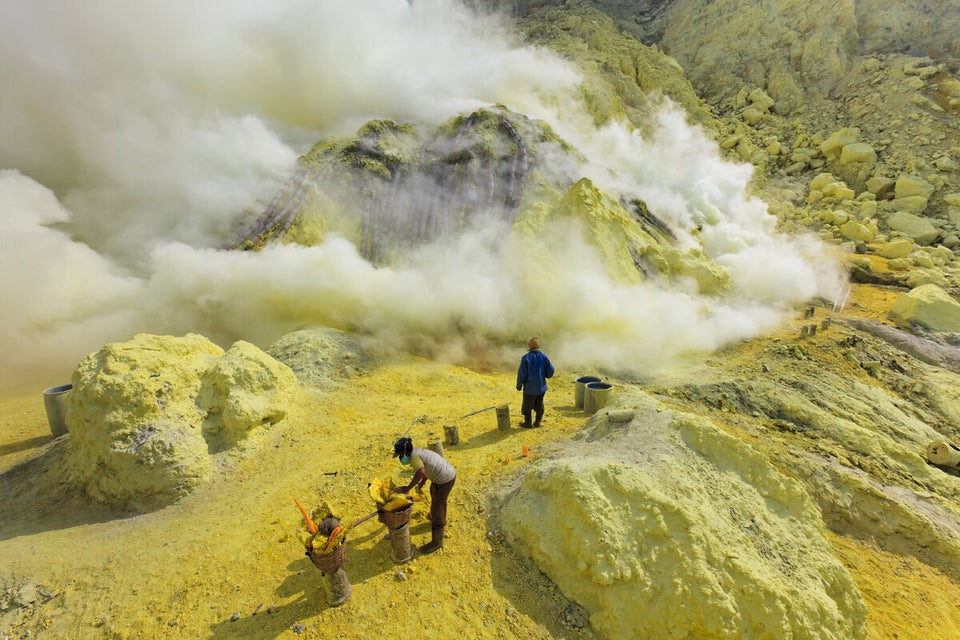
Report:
501,396,867,639
68,333,296,509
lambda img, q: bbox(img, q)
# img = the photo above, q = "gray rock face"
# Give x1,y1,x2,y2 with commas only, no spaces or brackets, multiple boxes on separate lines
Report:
524,0,960,113
229,108,581,265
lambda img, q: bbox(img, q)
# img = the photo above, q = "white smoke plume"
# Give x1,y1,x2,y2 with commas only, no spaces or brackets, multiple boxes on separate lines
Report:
0,0,842,388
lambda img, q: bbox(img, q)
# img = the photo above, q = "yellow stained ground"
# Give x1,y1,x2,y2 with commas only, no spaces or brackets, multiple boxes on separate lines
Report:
2,347,960,639
1,364,589,639
843,281,903,323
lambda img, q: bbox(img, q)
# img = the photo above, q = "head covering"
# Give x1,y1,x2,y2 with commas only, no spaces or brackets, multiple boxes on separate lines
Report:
393,437,413,458
528,337,540,350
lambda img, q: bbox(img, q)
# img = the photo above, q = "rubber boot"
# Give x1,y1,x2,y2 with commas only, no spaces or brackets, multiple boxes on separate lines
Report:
520,412,533,428
534,411,543,428
419,526,444,554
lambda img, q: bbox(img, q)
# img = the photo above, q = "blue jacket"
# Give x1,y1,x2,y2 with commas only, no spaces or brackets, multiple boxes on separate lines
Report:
516,350,555,395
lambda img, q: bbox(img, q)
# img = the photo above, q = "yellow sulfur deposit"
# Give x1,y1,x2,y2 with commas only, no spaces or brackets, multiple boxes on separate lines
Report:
296,499,345,553
317,525,346,554
368,476,421,511
298,479,421,556
303,528,345,555
368,476,395,504
303,526,345,555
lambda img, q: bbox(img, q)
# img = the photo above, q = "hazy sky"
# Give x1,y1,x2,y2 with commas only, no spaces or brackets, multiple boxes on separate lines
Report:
0,0,843,387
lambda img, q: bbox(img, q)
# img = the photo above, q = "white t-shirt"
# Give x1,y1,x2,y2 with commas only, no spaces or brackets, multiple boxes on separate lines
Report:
410,447,456,484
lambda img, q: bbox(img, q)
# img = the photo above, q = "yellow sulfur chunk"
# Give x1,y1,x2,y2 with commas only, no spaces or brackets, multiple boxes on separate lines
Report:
322,526,346,553
368,476,399,505
383,494,412,511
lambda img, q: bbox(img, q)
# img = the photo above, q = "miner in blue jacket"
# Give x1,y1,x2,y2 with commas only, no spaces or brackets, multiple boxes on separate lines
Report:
516,337,555,428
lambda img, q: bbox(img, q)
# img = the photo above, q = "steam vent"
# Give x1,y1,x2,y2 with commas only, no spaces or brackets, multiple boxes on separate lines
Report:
3,1,960,639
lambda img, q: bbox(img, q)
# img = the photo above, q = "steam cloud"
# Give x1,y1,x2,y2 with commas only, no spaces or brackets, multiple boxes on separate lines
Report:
0,0,843,387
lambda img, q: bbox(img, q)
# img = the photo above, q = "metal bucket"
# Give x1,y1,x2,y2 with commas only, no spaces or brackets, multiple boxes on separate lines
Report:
584,382,613,414
574,376,601,409
42,384,72,437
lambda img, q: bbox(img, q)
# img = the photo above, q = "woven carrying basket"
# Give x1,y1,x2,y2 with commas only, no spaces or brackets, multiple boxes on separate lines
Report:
309,537,347,574
381,504,413,530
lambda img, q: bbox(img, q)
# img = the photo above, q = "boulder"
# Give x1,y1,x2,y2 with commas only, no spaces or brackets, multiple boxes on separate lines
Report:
809,173,838,191
942,77,960,98
822,182,855,201
839,143,876,165
935,156,959,172
866,176,896,200
904,269,949,289
792,147,819,164
903,59,941,78
820,127,860,163
858,199,878,218
888,195,930,215
835,142,875,191
501,399,868,640
927,245,955,266
839,220,874,243
895,175,935,200
911,252,935,269
822,209,849,225
742,106,764,125
747,87,775,112
68,334,222,510
197,340,298,448
878,239,914,259
890,284,960,332
885,211,939,245
67,333,297,509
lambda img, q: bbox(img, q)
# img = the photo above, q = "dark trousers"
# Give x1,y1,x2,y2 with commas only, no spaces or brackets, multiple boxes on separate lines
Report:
430,476,456,528
521,393,545,422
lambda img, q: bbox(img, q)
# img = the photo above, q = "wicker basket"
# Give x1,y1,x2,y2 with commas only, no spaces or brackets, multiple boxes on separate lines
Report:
308,537,347,574
381,504,413,530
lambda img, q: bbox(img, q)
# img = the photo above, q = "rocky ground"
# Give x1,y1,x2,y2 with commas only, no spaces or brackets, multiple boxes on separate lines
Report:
3,300,960,639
